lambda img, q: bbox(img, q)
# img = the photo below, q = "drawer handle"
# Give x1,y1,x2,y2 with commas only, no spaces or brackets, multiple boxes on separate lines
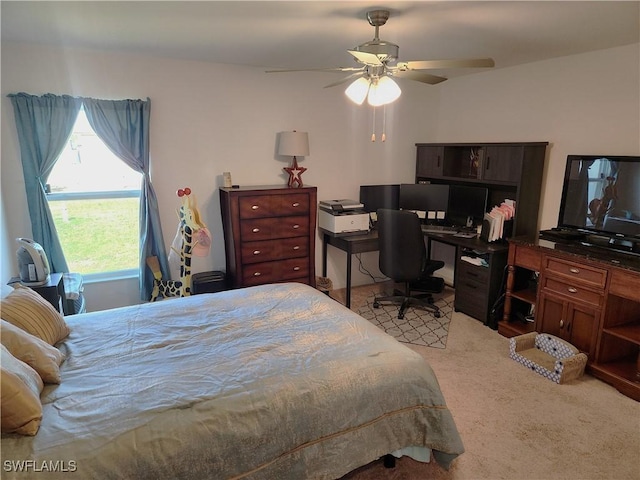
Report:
253,272,261,277
292,202,300,207
293,224,300,229
293,246,300,250
253,250,261,255
569,267,580,274
293,266,301,271
251,205,259,210
252,228,260,233
559,319,564,328
567,287,578,294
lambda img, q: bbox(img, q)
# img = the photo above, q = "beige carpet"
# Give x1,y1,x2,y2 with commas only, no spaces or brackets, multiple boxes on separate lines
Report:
331,283,640,480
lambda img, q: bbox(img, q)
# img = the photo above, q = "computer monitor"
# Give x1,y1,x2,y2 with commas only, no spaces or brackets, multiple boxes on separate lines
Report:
399,183,449,221
447,184,489,229
359,184,400,213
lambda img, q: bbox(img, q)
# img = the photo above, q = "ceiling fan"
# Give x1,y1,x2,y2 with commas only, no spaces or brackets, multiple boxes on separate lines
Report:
266,9,495,106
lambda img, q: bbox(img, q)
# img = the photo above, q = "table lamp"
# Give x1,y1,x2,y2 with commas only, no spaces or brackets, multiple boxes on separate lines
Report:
278,131,309,188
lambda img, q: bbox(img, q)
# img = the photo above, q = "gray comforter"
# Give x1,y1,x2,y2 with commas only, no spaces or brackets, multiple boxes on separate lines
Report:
1,282,463,479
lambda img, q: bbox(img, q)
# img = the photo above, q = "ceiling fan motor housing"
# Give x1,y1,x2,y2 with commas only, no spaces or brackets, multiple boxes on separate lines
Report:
355,10,398,63
354,40,399,63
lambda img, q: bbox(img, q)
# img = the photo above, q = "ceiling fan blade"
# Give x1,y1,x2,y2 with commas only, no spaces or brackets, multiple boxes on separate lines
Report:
265,67,364,73
393,70,447,85
399,58,495,70
347,50,383,66
323,72,364,89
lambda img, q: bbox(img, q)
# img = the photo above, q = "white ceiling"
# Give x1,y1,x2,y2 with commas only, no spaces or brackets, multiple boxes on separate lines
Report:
2,1,639,81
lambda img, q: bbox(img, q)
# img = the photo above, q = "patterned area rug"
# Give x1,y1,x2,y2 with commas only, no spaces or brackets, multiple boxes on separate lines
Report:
357,291,454,348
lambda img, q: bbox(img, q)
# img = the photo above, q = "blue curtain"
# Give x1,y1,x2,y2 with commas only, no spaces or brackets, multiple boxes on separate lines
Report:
83,98,169,300
8,93,82,273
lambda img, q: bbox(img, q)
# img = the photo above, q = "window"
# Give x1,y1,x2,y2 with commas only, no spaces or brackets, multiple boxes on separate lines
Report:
47,109,142,277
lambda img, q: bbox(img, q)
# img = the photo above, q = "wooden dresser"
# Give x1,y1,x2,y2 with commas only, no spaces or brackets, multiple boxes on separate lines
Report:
500,237,640,401
220,185,317,288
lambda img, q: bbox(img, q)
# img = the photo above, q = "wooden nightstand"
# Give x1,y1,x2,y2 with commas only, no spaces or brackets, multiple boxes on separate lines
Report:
8,272,66,313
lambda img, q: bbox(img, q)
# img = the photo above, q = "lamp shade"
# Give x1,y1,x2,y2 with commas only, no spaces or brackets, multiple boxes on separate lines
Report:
278,131,310,157
367,76,401,107
345,77,370,105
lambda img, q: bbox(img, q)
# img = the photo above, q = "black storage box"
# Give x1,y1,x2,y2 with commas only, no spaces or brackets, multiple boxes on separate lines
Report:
191,271,227,295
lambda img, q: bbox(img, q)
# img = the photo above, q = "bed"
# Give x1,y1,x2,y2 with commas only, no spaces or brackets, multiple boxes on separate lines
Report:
1,282,463,479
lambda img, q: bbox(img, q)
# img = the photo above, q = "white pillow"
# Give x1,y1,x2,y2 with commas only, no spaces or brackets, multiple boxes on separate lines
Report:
1,344,44,436
1,319,65,383
0,284,70,345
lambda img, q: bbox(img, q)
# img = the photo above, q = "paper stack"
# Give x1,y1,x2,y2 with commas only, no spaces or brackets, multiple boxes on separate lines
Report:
482,200,515,242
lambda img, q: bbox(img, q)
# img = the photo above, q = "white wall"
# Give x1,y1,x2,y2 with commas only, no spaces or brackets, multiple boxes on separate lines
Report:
435,43,640,230
0,42,438,310
2,42,638,311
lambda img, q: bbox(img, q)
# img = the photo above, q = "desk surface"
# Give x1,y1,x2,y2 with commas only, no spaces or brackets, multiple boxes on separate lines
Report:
320,228,509,254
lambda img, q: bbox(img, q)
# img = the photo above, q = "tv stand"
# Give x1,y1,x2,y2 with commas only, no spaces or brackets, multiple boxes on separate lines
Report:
578,235,640,257
500,236,640,401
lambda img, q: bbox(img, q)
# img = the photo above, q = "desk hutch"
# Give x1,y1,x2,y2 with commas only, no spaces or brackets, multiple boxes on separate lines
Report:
414,141,548,323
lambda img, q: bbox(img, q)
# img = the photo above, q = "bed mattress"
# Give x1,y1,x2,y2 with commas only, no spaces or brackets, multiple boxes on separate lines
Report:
1,282,463,479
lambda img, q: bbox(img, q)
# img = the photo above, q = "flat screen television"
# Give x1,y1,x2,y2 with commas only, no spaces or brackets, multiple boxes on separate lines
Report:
447,185,489,229
557,155,640,245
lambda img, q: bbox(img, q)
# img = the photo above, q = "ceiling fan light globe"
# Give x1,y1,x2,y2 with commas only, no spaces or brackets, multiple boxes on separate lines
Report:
367,76,401,106
345,77,370,105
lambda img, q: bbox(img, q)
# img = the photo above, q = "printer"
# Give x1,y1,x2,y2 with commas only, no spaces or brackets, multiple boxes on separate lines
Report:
318,199,370,235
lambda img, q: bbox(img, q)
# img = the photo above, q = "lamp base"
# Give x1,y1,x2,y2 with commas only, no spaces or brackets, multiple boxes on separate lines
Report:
284,157,307,188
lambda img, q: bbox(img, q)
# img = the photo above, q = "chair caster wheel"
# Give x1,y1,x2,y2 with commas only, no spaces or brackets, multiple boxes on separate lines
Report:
398,314,404,320
373,302,380,308
434,311,441,318
427,297,435,304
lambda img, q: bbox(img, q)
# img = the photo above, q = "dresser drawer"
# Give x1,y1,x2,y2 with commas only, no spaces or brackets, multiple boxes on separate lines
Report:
454,293,488,322
242,258,310,286
241,237,308,264
241,216,309,241
541,275,604,307
609,266,640,300
543,256,607,290
239,194,310,219
456,260,490,285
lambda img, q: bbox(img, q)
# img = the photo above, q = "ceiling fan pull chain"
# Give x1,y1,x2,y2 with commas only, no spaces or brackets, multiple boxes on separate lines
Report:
371,106,376,142
381,104,387,142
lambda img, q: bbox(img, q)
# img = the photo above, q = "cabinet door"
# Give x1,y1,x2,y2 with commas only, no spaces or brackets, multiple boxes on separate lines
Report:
483,145,524,183
537,291,599,357
416,146,444,178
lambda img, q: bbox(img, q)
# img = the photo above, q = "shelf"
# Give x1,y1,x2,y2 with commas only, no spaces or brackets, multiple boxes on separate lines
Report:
511,287,536,304
602,324,640,345
497,319,536,338
590,359,640,402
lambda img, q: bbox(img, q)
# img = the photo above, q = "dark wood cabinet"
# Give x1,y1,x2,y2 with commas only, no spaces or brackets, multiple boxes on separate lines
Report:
416,145,444,178
220,185,317,288
483,145,524,183
501,237,640,401
27,273,65,313
454,247,508,324
415,142,548,238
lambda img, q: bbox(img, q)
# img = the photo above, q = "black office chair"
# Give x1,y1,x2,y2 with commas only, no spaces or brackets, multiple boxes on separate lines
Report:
373,208,445,319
